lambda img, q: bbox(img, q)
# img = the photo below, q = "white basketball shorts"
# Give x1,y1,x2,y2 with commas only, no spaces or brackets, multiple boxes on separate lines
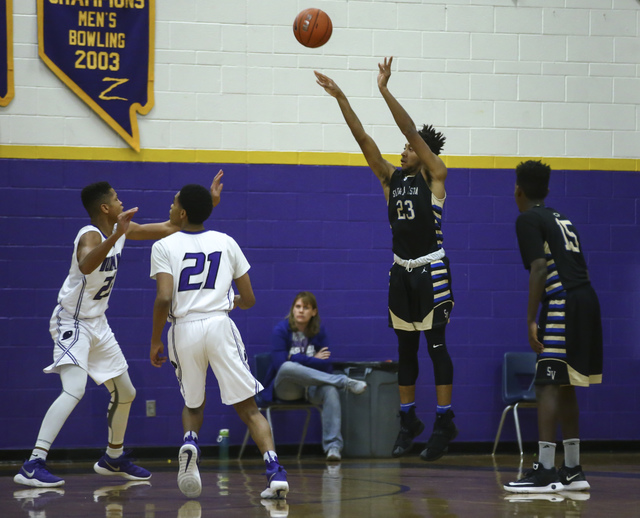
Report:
168,313,262,407
45,305,128,385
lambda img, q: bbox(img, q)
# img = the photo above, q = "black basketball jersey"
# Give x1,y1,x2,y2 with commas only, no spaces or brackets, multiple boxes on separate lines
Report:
515,205,590,297
388,169,443,260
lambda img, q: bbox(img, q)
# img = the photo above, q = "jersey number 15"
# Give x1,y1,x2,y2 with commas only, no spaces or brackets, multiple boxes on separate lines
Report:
555,219,580,253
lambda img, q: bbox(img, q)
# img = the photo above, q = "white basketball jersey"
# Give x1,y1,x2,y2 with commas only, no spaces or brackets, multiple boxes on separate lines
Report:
57,225,125,320
150,230,250,321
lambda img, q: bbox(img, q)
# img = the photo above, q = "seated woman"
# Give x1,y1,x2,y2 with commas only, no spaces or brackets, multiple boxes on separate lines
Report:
259,291,367,461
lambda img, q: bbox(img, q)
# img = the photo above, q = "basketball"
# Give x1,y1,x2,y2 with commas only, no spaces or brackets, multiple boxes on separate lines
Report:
293,8,333,48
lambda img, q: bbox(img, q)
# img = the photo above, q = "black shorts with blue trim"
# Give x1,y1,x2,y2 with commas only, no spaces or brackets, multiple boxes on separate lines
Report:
388,256,454,332
535,283,603,387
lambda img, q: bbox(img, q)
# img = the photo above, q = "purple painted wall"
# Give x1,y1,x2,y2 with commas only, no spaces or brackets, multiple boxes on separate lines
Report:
1,159,639,451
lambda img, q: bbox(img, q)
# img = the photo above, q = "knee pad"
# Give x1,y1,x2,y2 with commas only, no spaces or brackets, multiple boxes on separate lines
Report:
63,384,86,402
60,365,87,401
111,373,137,404
425,327,453,385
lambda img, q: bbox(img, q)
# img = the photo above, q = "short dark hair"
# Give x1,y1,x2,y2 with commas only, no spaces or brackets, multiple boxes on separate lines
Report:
81,182,113,217
177,184,213,225
419,124,446,155
515,160,551,201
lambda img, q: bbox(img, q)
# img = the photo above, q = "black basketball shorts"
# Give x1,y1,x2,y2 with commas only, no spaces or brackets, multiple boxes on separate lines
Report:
388,257,454,332
535,283,603,387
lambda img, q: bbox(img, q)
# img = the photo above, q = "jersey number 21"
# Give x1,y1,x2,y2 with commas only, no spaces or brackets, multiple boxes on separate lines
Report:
178,252,222,292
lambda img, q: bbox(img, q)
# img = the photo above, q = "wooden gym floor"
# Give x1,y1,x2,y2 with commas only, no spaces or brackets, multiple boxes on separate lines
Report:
2,451,639,517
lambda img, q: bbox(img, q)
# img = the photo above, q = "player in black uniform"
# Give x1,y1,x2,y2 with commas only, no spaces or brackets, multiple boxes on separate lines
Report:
505,160,602,493
315,57,457,461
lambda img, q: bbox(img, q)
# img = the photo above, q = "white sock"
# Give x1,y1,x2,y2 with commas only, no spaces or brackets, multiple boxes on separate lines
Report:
563,438,580,468
106,447,123,459
184,431,198,442
538,441,556,470
263,451,278,463
29,449,48,462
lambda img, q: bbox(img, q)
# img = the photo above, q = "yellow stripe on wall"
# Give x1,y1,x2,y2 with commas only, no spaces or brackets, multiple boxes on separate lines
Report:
1,145,638,171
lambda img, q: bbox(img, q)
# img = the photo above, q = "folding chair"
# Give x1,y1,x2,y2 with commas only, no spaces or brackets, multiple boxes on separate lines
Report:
492,351,538,456
238,352,322,460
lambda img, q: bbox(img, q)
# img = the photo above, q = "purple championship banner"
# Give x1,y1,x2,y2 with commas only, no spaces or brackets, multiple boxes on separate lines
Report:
0,0,14,107
38,0,155,151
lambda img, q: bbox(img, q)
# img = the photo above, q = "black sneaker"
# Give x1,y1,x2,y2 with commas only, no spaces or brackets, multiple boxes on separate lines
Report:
558,464,590,491
504,463,565,493
420,409,458,461
392,407,425,458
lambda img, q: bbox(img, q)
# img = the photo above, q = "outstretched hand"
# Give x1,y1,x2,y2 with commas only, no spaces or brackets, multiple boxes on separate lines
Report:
211,169,224,208
377,56,393,90
115,207,138,236
314,71,344,99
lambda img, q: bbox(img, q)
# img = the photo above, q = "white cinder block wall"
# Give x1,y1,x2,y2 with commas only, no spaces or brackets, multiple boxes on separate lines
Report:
2,0,639,158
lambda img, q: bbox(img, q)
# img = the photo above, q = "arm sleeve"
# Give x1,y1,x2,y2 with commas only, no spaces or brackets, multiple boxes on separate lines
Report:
516,212,546,270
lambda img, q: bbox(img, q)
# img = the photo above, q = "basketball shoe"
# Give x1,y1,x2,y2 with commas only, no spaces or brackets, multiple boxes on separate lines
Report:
178,438,202,498
420,409,458,461
94,452,151,481
504,463,565,493
261,461,289,499
392,407,425,457
14,459,65,488
558,464,590,491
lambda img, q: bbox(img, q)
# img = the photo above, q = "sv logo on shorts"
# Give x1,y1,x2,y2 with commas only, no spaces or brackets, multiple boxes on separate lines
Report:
546,367,556,380
62,330,73,340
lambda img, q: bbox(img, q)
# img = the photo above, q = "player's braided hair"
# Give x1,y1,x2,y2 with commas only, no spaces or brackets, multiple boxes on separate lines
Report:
418,124,446,155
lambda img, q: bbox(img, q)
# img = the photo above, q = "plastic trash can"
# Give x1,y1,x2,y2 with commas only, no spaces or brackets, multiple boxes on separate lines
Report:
334,361,400,458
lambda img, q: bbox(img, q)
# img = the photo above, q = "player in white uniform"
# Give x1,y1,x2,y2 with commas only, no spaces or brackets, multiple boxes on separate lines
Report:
150,184,289,500
14,174,223,488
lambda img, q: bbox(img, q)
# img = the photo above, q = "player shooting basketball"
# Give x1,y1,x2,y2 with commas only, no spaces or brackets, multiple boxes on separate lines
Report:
314,57,458,461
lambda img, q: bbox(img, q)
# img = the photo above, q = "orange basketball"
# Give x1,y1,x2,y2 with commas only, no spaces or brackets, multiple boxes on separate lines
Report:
293,8,333,48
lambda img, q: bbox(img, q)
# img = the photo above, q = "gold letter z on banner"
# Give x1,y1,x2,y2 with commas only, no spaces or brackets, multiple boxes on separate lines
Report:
37,0,155,152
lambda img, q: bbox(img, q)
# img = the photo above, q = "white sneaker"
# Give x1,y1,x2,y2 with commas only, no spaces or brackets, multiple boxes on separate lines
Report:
326,447,341,461
177,442,201,498
346,379,367,395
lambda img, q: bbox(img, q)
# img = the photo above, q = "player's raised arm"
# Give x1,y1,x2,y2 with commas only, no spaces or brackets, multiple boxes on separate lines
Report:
127,170,225,241
314,71,395,198
377,57,447,186
77,207,138,275
211,169,223,208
